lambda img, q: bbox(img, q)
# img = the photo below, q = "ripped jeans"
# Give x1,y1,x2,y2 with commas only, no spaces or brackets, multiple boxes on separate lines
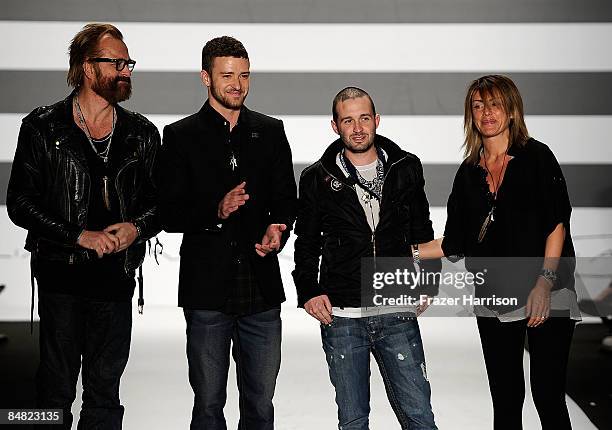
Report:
321,313,437,430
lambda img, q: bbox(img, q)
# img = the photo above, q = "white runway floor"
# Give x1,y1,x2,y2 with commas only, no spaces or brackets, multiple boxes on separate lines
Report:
3,227,606,429
68,306,596,430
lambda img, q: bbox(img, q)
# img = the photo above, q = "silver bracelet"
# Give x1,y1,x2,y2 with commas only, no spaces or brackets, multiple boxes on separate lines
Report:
539,268,557,286
412,244,420,265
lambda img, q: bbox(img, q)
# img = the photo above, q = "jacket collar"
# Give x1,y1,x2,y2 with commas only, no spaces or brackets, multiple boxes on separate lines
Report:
54,89,132,135
50,91,139,165
319,134,407,175
506,138,531,157
197,99,250,130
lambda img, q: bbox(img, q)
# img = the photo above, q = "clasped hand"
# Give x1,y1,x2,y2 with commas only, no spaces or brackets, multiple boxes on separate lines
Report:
77,222,138,258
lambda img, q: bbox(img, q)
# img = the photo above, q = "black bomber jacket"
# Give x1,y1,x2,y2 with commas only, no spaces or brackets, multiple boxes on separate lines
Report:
292,135,441,307
6,92,161,275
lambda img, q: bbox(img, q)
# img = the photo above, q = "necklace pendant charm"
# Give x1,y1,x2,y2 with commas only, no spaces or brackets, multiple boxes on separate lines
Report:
229,153,238,171
477,208,494,243
490,207,495,222
102,176,112,211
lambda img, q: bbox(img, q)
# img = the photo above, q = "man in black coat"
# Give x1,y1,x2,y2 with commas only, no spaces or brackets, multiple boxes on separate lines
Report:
157,36,297,429
292,87,439,429
6,24,160,429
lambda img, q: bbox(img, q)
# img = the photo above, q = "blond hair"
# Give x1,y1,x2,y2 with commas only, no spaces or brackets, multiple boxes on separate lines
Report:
463,75,529,164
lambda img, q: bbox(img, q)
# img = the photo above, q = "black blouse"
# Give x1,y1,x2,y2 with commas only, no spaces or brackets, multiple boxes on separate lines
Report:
441,138,575,301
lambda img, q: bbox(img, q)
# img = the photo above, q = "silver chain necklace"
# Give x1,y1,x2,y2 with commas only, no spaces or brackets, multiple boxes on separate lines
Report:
339,151,384,202
73,95,116,211
73,95,116,164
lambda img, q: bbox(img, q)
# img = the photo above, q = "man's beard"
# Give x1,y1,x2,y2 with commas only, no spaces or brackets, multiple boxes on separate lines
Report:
92,66,132,104
343,134,375,154
210,81,246,110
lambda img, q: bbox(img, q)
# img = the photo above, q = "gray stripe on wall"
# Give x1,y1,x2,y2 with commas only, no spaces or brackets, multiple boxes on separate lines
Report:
292,163,612,208
421,164,612,208
1,0,611,23
1,162,610,207
3,71,612,116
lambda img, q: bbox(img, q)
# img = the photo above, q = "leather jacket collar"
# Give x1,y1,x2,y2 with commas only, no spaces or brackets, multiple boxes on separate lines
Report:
49,91,143,167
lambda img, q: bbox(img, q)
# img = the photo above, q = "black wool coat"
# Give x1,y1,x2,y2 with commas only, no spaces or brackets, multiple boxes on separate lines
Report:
157,102,297,309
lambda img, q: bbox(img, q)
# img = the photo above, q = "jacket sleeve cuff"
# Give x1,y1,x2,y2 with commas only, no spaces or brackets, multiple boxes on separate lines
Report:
297,284,323,308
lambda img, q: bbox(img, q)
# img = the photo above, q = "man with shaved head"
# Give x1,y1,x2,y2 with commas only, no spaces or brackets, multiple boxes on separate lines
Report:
293,87,439,429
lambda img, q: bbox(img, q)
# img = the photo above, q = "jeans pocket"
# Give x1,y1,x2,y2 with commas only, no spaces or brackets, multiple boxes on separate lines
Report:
320,316,335,331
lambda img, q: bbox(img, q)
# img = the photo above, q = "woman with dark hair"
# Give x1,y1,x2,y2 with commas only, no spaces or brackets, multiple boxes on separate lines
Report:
416,75,580,429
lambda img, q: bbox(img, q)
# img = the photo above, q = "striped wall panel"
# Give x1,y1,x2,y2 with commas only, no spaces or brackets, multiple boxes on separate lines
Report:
0,2,611,311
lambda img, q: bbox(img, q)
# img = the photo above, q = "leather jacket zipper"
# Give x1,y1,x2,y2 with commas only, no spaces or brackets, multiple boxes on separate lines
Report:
56,139,91,261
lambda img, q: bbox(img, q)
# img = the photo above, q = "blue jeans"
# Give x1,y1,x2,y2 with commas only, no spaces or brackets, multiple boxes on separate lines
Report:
321,313,437,430
184,308,282,430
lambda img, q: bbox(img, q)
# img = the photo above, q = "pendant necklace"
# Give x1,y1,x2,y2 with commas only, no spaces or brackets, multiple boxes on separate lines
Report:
74,95,116,211
477,146,508,243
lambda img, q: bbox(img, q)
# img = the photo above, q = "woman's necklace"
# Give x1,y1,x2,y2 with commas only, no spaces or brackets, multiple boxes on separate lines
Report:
477,145,509,243
73,95,116,211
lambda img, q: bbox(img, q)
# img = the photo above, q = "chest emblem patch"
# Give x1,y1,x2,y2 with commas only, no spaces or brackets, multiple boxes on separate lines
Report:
331,179,343,192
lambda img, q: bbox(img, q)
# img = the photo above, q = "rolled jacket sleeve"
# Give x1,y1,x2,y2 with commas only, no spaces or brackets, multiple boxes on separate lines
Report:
536,144,572,239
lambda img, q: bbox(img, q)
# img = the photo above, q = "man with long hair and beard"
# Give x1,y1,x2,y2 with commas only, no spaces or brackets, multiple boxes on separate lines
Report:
7,23,160,429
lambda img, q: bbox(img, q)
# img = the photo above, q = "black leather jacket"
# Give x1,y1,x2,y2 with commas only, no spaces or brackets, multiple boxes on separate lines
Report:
292,135,441,307
6,92,161,275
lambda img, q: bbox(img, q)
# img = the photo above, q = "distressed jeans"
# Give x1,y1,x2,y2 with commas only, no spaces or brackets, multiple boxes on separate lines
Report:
321,312,437,430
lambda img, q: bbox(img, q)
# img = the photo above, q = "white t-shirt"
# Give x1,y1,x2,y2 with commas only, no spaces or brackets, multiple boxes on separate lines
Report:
332,152,417,318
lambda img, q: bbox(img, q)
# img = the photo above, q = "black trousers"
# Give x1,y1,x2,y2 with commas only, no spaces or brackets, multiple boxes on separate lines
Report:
35,292,132,430
476,317,575,430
